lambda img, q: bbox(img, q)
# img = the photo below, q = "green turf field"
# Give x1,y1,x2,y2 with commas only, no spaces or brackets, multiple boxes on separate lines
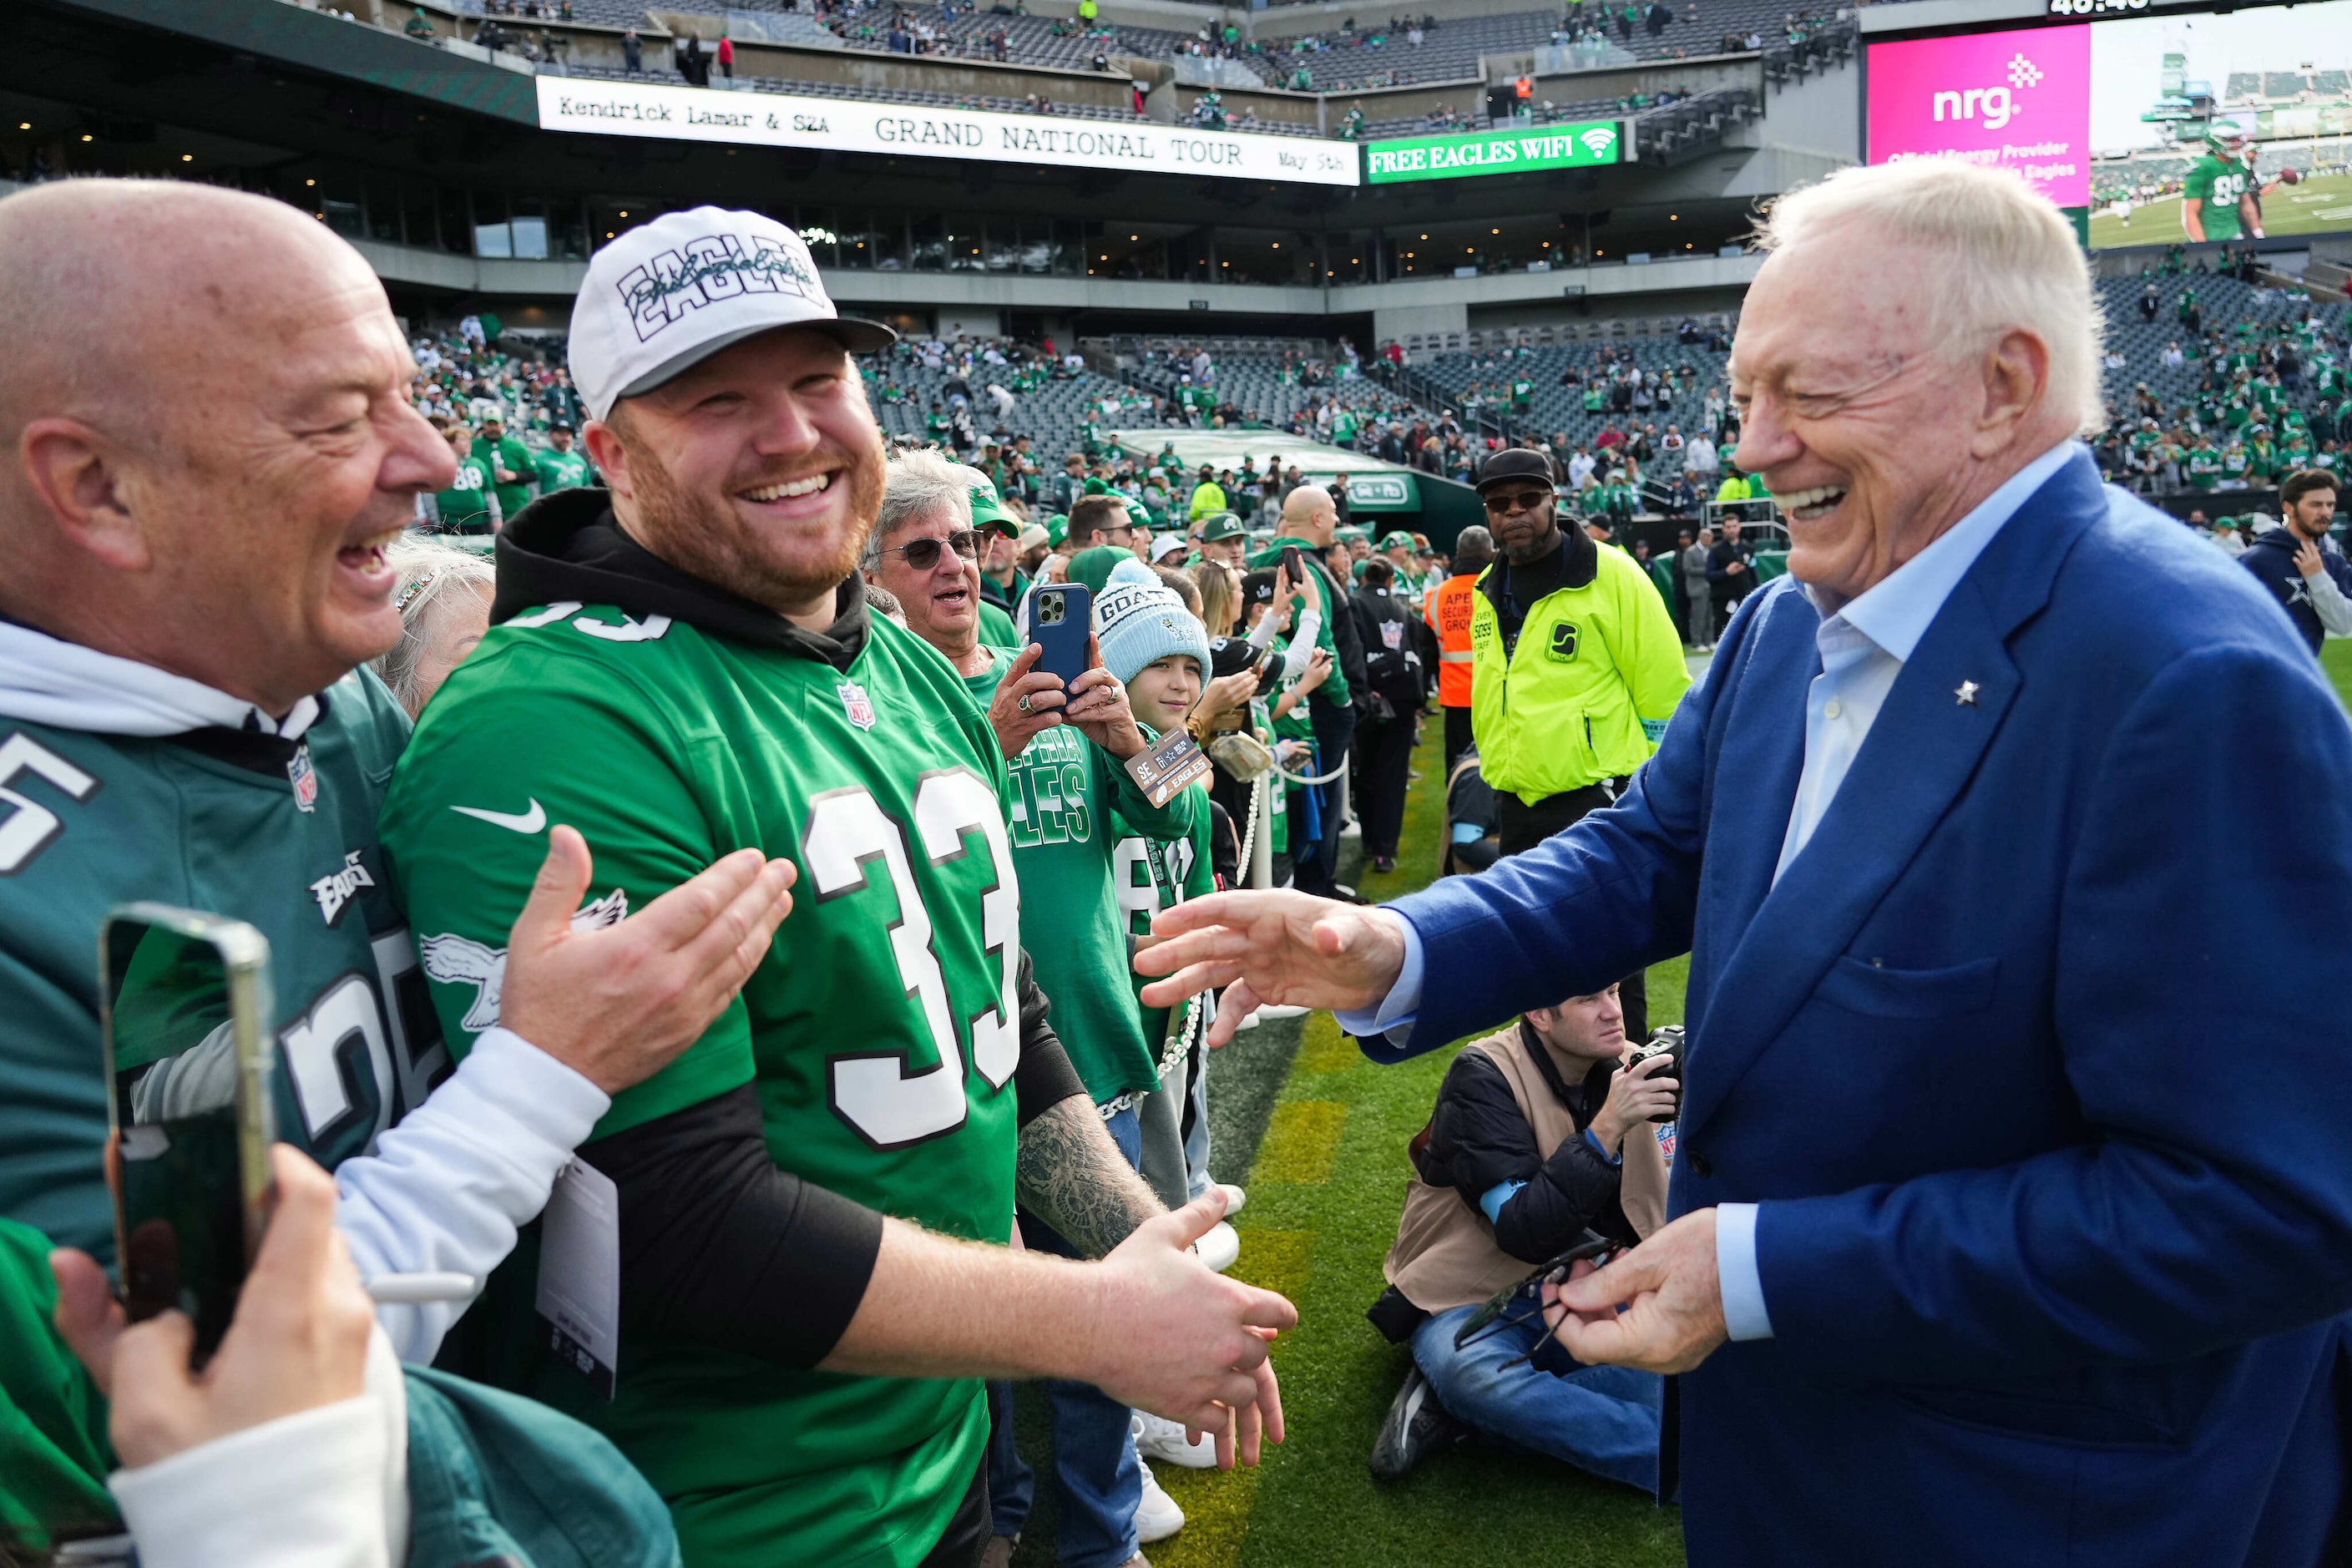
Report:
1011,716,1690,1567
2323,638,2352,709
2086,169,2352,249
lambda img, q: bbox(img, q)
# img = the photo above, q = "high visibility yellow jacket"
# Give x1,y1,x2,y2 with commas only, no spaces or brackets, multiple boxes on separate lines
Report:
1469,529,1692,802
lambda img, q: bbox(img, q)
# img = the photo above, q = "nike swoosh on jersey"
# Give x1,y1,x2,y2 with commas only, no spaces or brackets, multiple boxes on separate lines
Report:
451,799,547,833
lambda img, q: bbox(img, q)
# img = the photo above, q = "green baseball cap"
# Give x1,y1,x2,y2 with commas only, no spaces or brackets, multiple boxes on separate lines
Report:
1123,496,1154,534
1067,544,1130,596
1378,529,1414,551
968,474,1016,537
1200,511,1247,542
1046,513,1070,548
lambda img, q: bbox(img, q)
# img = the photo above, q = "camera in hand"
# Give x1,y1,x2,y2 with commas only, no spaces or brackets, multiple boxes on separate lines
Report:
1623,1024,1683,1124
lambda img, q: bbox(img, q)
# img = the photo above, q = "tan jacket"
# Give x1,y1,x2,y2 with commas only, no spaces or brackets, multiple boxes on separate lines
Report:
1383,1026,1669,1315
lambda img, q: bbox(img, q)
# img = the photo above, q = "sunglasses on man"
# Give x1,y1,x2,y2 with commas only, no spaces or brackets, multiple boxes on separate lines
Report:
878,529,984,570
1482,488,1556,516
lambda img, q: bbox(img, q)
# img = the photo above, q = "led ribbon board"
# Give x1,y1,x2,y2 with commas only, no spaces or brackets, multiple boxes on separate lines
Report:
537,78,1361,186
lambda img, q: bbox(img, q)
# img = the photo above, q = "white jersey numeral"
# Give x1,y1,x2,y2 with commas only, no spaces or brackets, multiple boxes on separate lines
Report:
280,972,396,1147
805,773,1022,1149
912,769,1020,1093
0,733,100,875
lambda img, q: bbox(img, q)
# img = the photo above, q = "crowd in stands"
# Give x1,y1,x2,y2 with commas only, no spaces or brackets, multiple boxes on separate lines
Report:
379,0,1854,141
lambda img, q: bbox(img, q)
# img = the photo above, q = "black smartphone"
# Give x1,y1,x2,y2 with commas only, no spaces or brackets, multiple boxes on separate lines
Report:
1281,544,1308,583
1029,582,1093,687
100,904,277,1368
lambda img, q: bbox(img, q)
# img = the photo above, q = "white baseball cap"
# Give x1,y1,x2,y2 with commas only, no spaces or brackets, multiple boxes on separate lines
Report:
568,205,894,421
1149,532,1190,563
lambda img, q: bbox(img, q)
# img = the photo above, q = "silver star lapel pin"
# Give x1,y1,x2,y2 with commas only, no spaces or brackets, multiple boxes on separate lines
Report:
1955,680,1980,706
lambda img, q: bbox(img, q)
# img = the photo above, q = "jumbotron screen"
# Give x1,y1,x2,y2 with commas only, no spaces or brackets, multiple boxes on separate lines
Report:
1866,1,2352,247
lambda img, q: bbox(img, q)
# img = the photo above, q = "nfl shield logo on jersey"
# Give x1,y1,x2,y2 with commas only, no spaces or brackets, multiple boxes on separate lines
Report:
287,742,319,812
838,681,877,731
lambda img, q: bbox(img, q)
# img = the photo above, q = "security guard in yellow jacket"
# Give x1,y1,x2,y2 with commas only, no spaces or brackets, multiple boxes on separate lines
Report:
1467,448,1691,1042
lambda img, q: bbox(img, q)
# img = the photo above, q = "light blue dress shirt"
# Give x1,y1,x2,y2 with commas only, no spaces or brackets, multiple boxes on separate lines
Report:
1338,441,2083,1343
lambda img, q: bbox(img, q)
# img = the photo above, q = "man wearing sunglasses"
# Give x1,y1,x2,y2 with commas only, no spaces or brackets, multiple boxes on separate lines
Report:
1461,448,1690,1044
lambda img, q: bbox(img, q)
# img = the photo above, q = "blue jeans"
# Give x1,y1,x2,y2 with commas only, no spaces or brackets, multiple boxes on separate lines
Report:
988,1106,1144,1566
1412,1299,1664,1495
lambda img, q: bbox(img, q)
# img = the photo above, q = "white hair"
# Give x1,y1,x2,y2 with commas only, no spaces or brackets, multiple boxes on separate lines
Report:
372,532,495,713
1753,161,2105,435
866,447,974,573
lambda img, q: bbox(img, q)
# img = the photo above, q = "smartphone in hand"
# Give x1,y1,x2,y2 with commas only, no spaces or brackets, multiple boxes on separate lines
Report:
1029,583,1092,687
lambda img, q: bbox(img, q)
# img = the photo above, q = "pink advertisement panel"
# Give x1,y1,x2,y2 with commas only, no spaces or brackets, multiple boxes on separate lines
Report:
1866,25,2092,208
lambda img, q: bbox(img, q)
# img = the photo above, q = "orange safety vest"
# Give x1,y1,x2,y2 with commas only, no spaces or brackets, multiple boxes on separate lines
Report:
1424,571,1479,708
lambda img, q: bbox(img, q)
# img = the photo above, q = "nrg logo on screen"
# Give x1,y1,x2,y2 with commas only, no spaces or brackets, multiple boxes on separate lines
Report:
1930,53,2045,130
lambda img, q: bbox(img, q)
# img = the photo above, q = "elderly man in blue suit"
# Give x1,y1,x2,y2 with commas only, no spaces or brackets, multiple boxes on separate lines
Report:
1138,160,2352,1565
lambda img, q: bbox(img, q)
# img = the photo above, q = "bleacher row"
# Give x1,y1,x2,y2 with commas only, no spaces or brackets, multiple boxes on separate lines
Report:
2222,71,2351,99
443,0,1854,94
566,58,1153,120
2093,271,2317,420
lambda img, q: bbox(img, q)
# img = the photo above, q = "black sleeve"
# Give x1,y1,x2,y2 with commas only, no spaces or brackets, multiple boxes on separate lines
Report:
581,1086,884,1369
574,948,1080,1372
1427,1051,1622,1265
1015,948,1086,1123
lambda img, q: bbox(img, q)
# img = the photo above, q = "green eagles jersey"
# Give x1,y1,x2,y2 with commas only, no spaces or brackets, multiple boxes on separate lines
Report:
0,670,430,1259
382,567,1019,1568
2184,154,2248,240
436,452,498,534
532,447,596,494
977,598,1021,651
1109,787,1215,1047
959,648,1196,1103
0,1214,117,1549
490,433,535,522
1331,410,1358,445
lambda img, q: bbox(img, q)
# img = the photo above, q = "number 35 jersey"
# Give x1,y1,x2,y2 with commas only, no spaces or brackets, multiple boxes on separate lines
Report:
377,507,1020,1568
0,648,435,1261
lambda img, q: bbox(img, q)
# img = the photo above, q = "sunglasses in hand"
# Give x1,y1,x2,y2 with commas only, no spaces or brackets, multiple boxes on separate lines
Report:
1451,1230,1619,1368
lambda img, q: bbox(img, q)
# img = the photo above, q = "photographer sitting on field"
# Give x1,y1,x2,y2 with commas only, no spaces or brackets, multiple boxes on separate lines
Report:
1366,984,1672,1494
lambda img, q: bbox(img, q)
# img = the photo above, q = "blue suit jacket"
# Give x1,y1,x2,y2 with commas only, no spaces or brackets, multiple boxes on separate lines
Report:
1388,454,2352,1565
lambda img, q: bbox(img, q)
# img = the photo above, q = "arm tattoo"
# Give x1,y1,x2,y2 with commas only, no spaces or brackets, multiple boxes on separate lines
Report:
1014,1097,1166,1259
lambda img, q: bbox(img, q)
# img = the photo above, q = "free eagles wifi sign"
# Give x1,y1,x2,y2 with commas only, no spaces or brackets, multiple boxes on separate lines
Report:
1364,119,1621,184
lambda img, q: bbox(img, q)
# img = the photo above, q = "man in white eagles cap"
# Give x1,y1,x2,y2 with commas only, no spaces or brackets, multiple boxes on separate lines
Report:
379,208,1291,1568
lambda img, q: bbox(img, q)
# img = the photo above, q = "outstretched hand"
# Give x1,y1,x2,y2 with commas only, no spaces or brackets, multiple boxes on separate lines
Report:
1134,890,1408,1047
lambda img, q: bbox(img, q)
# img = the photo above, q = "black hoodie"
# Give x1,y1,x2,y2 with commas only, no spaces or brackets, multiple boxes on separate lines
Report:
2240,524,2352,655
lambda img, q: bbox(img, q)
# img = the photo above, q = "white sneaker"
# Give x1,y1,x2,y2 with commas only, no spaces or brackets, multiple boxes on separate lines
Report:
1339,818,1363,839
1193,1219,1241,1274
1237,1009,1262,1030
1252,1003,1308,1021
1133,1410,1217,1470
1133,1459,1187,1541
1216,1182,1247,1215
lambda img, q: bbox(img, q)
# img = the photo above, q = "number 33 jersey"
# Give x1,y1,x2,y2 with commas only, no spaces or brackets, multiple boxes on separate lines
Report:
377,511,1020,1568
0,657,437,1261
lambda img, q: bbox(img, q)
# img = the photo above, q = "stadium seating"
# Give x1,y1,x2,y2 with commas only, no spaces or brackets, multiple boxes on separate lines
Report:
565,58,1152,119
1117,341,1446,435
1406,321,1731,464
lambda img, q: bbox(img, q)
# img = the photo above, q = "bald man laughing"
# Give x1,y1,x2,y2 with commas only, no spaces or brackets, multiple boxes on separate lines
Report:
0,179,796,1374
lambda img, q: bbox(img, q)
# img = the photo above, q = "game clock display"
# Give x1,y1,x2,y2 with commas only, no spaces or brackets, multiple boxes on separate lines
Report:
2047,0,2148,14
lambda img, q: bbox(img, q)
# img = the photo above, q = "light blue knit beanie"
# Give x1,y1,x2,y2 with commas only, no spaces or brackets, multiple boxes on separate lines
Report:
1095,558,1211,685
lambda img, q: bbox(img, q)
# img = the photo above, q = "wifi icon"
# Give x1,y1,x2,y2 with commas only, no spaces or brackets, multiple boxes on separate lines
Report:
1579,126,1616,158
